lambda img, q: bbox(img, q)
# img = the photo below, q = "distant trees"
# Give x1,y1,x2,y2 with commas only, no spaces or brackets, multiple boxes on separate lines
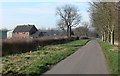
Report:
56,5,81,37
73,22,97,38
89,2,118,45
73,26,88,37
39,29,65,36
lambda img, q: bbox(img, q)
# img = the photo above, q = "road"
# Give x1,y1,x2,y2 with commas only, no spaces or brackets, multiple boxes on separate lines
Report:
44,40,110,74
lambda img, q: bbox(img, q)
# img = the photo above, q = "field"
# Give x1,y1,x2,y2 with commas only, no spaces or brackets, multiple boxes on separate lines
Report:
98,40,119,74
2,39,89,76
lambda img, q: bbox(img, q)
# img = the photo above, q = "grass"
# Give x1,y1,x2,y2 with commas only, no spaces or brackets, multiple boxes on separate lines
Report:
2,39,89,75
98,40,119,74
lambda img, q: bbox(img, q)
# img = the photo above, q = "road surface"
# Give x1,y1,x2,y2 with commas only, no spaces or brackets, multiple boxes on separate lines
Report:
44,40,110,74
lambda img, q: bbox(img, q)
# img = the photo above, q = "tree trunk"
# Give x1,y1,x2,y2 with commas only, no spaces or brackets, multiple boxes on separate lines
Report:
111,31,114,45
102,35,104,41
102,34,104,41
67,26,69,37
70,26,72,37
107,31,111,42
105,32,107,42
103,32,106,42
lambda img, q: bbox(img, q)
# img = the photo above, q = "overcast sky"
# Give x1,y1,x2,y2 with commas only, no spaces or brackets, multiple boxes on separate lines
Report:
0,0,91,30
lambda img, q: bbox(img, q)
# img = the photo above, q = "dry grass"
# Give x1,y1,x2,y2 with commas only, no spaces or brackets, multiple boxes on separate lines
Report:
2,36,78,56
2,39,89,75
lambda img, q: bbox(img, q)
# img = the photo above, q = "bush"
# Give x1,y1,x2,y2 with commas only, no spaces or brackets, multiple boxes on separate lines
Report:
2,36,78,56
80,36,89,39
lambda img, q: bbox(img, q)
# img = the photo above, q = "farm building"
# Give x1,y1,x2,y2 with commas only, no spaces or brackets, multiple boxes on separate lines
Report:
7,30,13,39
13,24,38,38
0,29,8,39
32,31,46,38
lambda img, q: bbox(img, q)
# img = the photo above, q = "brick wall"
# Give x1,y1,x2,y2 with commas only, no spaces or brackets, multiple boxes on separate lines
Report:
13,32,30,38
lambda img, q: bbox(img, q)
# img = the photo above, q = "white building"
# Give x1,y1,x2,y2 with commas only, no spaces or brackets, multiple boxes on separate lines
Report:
7,30,13,39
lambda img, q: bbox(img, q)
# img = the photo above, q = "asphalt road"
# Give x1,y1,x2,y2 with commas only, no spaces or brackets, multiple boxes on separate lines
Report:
44,40,110,74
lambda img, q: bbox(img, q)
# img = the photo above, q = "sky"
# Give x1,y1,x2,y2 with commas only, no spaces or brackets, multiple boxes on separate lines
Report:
0,0,91,30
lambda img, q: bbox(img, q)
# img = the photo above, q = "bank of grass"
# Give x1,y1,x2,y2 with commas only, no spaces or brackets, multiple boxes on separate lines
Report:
2,39,89,76
98,40,119,74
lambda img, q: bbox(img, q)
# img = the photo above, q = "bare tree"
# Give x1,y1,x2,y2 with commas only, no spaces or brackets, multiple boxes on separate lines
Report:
57,19,66,32
56,4,81,37
89,2,118,45
74,26,88,37
81,22,90,36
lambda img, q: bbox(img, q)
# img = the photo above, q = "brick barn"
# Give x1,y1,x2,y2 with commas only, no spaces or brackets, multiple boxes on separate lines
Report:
13,24,38,38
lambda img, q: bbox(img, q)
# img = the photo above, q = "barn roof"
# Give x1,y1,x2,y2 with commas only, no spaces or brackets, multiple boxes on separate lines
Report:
13,25,37,33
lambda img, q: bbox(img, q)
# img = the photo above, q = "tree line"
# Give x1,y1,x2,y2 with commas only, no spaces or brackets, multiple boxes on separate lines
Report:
55,2,119,45
89,2,119,45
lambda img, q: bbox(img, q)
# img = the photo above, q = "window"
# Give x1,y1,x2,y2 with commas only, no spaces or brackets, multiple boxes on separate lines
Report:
23,32,25,34
26,32,29,34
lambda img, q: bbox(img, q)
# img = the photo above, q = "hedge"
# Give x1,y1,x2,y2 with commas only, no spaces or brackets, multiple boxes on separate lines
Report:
2,36,78,56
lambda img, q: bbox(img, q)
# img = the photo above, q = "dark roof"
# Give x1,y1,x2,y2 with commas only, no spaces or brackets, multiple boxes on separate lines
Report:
13,25,36,33
32,31,46,37
0,29,8,32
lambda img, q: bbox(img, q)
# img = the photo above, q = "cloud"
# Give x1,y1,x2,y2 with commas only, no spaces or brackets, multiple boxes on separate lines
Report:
80,11,90,22
2,0,114,2
2,6,55,16
0,0,91,2
0,0,118,2
0,10,2,24
1,2,90,29
1,2,89,15
14,5,55,15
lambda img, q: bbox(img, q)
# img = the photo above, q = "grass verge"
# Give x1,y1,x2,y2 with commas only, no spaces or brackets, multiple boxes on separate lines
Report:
2,39,89,76
98,40,119,74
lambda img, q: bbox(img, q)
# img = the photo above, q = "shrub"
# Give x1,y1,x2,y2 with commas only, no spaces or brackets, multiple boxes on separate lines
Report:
2,36,78,56
80,36,89,39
